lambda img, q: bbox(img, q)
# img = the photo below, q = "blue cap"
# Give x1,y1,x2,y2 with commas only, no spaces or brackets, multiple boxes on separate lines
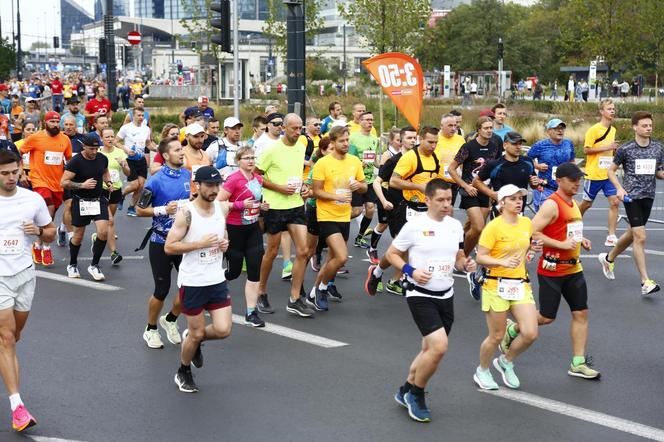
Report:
545,118,566,130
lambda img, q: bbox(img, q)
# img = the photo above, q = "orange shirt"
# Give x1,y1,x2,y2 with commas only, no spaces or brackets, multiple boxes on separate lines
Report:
183,147,212,190
19,130,72,191
538,192,583,277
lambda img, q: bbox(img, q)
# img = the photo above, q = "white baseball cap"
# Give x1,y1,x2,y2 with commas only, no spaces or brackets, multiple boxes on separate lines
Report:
223,117,243,128
185,123,206,136
497,184,527,201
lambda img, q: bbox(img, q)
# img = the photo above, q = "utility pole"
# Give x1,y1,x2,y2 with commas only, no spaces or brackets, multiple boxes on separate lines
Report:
104,0,118,110
284,0,305,121
342,24,347,96
170,0,175,64
497,37,504,100
16,0,23,80
232,0,239,118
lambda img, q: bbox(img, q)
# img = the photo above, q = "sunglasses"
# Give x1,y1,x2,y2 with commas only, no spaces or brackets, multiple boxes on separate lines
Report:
312,123,321,127
270,121,283,126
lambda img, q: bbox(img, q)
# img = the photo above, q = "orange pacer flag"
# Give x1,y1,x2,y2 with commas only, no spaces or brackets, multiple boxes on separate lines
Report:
362,52,424,131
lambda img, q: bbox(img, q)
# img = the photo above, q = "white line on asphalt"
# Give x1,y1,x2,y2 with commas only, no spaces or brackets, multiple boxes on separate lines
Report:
36,271,122,292
480,389,664,442
29,436,87,442
74,256,145,261
579,254,631,259
231,314,348,348
626,247,664,256
584,226,664,231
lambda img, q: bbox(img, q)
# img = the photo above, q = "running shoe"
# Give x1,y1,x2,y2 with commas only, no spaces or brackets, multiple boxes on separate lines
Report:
310,255,321,272
568,361,601,379
174,366,199,393
499,318,516,354
337,266,349,275
159,315,182,345
281,261,293,280
327,284,342,302
310,287,329,311
598,253,615,280
11,404,37,432
641,279,661,296
354,235,369,249
126,206,137,217
66,264,80,279
143,327,164,349
362,227,374,237
365,265,381,296
385,280,404,296
56,225,67,247
493,356,520,389
244,310,266,328
242,258,247,273
377,281,384,293
367,248,380,265
110,251,123,266
394,386,408,408
604,234,618,247
404,391,431,423
286,297,315,317
257,294,275,314
182,329,204,368
41,248,54,266
31,244,42,265
473,367,499,390
467,271,481,301
87,265,105,281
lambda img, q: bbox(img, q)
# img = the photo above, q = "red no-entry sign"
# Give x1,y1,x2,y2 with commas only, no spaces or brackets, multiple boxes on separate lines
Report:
128,31,142,45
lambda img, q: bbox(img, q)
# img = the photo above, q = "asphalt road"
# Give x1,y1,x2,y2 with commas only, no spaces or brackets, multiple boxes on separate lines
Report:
3,184,664,442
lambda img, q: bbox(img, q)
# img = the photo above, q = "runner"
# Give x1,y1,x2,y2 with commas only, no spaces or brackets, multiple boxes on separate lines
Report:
165,166,231,393
0,150,55,432
473,185,540,390
308,125,367,310
218,146,269,326
182,123,212,193
253,112,283,160
436,113,466,205
136,137,191,349
320,101,343,136
349,111,380,248
59,96,86,134
256,113,314,317
121,95,151,127
19,111,72,266
385,179,476,422
491,103,515,140
117,109,154,217
348,103,378,137
529,162,600,380
208,117,244,179
60,134,112,281
149,123,180,175
99,127,130,265
83,86,112,131
599,111,664,295
178,96,214,126
578,99,620,246
305,138,333,272
527,118,576,212
246,116,267,148
56,116,86,246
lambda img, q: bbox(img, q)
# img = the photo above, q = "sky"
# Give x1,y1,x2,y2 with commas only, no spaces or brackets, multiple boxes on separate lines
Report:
0,0,94,49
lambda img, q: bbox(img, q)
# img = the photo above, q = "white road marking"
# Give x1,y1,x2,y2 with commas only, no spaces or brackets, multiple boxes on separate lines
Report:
580,254,631,259
583,226,664,231
231,314,348,348
71,256,145,261
480,389,664,442
36,271,122,292
30,436,87,442
626,247,664,256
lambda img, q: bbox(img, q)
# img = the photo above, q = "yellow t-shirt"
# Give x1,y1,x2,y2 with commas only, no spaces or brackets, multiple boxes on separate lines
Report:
312,154,364,222
584,122,616,181
393,149,444,203
348,121,378,137
435,133,465,183
179,127,186,143
478,215,532,284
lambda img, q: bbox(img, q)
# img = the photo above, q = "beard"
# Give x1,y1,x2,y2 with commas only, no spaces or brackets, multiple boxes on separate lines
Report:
45,125,60,136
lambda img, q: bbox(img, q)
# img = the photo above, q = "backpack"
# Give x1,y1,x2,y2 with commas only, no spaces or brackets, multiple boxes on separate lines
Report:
403,148,440,181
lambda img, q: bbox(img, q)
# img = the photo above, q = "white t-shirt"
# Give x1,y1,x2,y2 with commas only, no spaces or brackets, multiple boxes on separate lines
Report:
206,137,241,179
392,214,463,299
253,132,279,160
0,188,52,276
117,123,151,157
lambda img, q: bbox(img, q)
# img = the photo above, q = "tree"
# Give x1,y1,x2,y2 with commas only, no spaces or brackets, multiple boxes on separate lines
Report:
633,0,664,96
179,0,219,59
262,0,325,57
0,38,17,80
339,0,431,54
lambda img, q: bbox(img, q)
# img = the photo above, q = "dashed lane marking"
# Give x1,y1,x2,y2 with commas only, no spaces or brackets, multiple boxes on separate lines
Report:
231,314,348,348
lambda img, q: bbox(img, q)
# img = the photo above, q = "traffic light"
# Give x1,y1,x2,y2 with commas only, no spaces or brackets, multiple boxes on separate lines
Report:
211,1,231,54
498,37,504,59
53,36,60,49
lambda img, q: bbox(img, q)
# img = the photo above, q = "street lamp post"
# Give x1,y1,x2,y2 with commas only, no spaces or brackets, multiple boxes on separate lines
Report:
342,24,346,96
498,37,504,99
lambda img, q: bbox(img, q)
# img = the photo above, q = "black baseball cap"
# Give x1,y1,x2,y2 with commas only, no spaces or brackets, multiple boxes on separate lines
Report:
555,162,586,179
67,96,80,104
194,166,222,183
82,134,101,147
504,131,525,144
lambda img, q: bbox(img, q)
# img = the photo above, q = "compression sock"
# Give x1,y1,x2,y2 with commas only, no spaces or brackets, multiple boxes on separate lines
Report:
572,356,586,367
166,312,178,322
91,238,107,266
370,229,383,249
359,216,372,235
69,240,81,265
507,323,519,339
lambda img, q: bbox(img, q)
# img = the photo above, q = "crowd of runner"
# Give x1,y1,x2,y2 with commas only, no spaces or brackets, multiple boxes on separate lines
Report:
0,91,663,429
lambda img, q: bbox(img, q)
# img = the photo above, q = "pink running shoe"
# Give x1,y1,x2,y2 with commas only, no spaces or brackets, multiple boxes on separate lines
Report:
12,404,37,432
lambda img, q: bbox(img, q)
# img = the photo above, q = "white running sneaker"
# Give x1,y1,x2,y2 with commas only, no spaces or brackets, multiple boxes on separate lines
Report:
159,315,182,345
87,265,105,281
66,264,80,278
641,279,661,296
597,253,615,280
604,234,618,247
143,327,164,349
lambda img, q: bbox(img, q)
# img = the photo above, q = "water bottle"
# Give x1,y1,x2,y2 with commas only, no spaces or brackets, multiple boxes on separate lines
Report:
623,195,632,203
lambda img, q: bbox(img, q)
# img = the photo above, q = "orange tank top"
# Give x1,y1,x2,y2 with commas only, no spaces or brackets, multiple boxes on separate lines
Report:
537,191,583,277
183,148,212,190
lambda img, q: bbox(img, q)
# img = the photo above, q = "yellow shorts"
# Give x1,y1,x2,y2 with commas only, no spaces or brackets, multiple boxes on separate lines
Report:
481,280,535,313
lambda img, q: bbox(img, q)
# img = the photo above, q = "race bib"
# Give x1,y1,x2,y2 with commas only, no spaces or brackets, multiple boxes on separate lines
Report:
79,200,101,216
21,153,30,168
199,247,221,264
362,151,376,165
109,169,120,183
44,151,63,166
497,279,525,301
242,202,261,223
406,207,426,221
0,234,23,255
427,258,454,280
443,164,451,180
635,159,657,175
598,156,613,169
566,221,583,242
135,139,146,149
287,176,302,194
335,188,350,205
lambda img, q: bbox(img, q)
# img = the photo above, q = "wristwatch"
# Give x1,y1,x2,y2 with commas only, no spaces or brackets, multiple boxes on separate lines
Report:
38,227,44,237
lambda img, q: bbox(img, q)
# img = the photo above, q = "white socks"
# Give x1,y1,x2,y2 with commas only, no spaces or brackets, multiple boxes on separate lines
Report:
373,266,384,278
9,393,22,411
